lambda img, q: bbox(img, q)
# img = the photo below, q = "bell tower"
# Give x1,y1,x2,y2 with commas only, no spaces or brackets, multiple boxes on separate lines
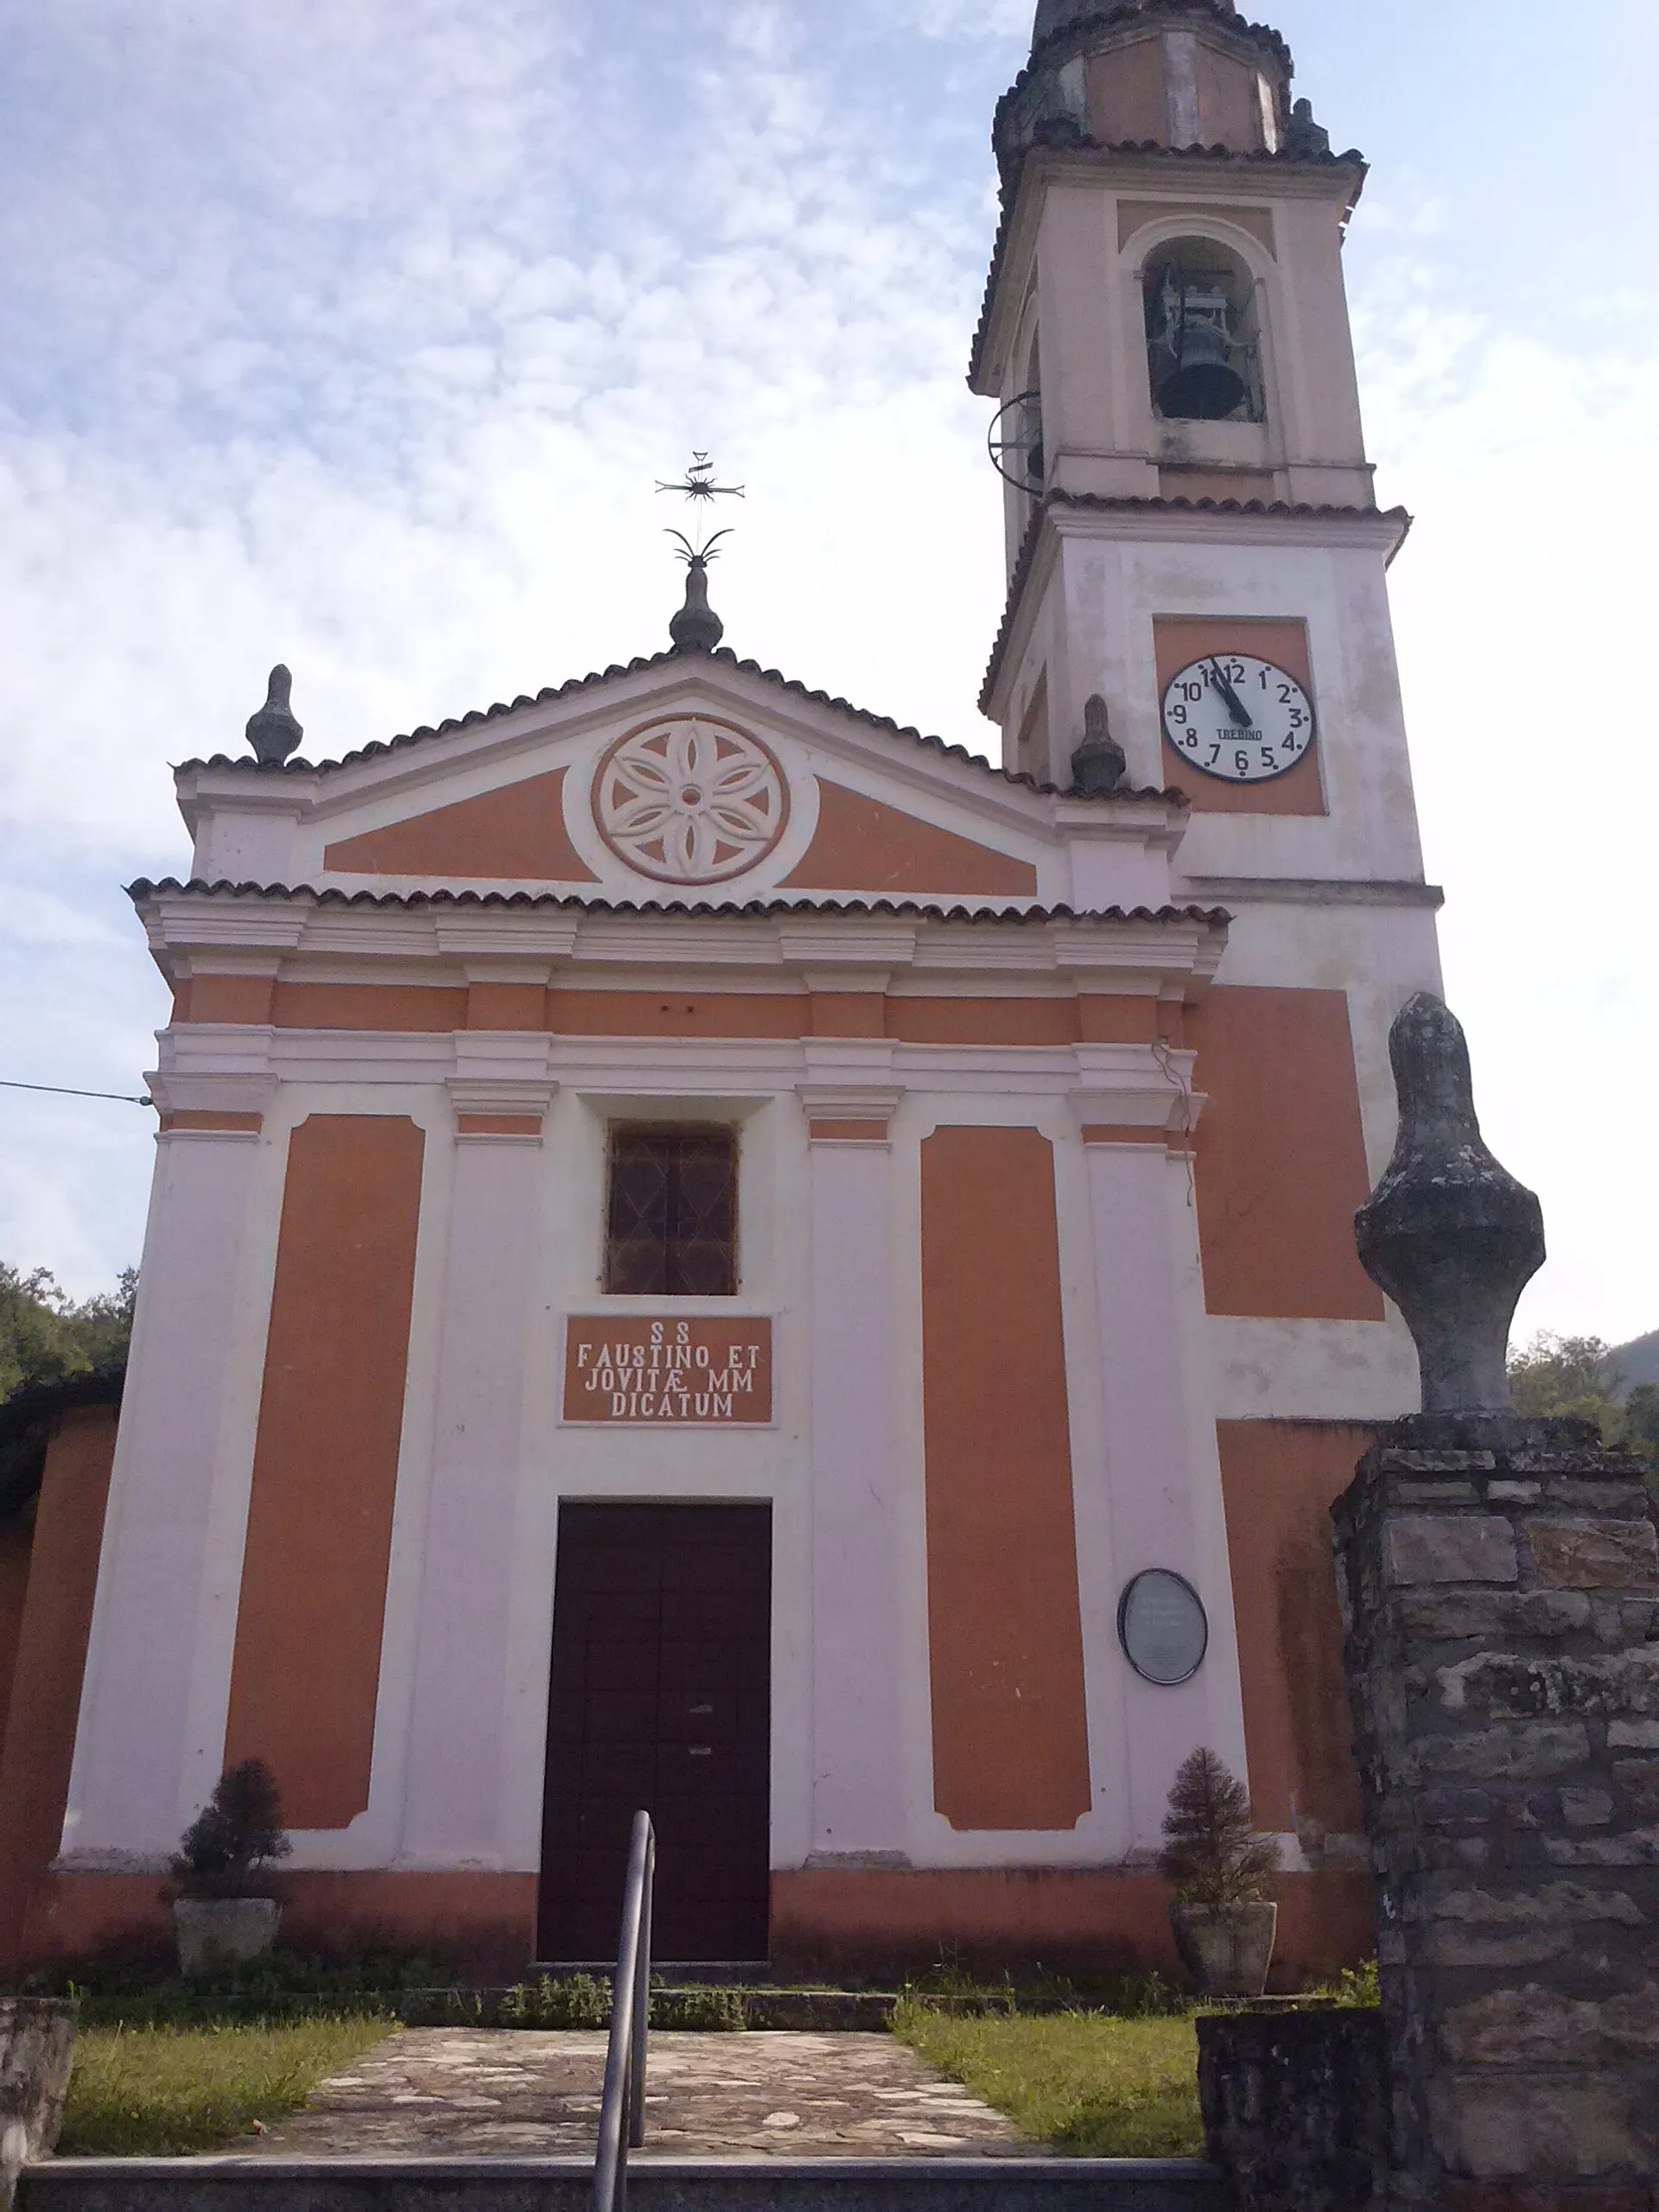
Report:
974,0,1422,903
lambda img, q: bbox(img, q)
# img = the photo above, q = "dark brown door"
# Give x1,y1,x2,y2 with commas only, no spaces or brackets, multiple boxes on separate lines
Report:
538,1502,771,1963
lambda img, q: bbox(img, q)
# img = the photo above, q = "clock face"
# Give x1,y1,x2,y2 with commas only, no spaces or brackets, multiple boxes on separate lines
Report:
1161,654,1316,783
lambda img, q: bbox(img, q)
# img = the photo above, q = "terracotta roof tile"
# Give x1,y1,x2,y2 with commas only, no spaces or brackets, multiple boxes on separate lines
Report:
129,877,1230,931
978,489,1411,713
177,646,1173,806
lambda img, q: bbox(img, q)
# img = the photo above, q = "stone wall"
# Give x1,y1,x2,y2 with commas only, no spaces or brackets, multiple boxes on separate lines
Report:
1332,1412,1659,2210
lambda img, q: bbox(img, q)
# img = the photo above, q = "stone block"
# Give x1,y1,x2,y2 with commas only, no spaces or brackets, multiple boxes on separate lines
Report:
1440,1986,1596,2069
1525,1520,1659,1594
1379,1449,1498,1474
1414,1721,1592,1782
1434,1649,1659,1721
1543,1827,1659,1868
1544,1481,1653,1513
1421,1786,1497,1828
1393,1481,1482,1504
1613,1762,1659,1821
1427,2074,1649,2179
1489,1481,1543,1504
1561,1789,1616,1827
1389,1516,1521,1587
1423,1883,1646,1929
1402,1591,1592,1642
1440,1984,1659,2070
1610,1721,1659,1750
1418,1924,1572,1967
1195,2008,1389,2212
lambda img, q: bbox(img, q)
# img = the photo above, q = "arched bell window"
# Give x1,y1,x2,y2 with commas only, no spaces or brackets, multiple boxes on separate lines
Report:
1143,238,1265,424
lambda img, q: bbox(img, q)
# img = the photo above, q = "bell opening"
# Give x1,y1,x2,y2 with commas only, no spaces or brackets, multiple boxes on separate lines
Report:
1144,241,1264,425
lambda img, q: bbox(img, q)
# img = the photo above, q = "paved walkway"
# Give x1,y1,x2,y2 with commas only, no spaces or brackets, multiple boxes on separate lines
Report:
246,2030,1023,2160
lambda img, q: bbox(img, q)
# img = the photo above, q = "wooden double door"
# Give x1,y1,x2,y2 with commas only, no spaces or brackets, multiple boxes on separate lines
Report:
537,1502,772,1963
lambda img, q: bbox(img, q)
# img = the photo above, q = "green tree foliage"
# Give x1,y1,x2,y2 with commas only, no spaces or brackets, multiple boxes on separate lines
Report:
168,1758,291,1901
0,1262,137,1402
1156,1746,1280,1905
1507,1332,1658,1471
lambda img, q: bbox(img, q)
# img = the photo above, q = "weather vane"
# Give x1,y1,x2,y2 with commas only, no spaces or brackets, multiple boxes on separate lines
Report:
656,453,744,652
657,451,745,505
657,451,744,565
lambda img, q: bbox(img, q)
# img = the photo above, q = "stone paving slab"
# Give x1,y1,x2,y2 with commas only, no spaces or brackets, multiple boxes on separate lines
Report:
243,2031,1024,2160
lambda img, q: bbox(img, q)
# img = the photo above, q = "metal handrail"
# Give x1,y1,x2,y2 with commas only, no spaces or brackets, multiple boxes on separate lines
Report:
593,1809,655,2212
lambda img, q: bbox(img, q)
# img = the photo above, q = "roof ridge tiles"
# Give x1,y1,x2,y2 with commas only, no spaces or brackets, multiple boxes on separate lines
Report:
172,646,1167,803
127,876,1231,931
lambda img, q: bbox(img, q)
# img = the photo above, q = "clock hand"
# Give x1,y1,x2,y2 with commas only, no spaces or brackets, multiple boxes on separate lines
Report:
1207,658,1254,728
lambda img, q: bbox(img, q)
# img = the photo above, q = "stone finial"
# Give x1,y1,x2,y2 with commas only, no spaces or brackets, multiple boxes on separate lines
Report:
1355,994,1545,1414
1070,695,1128,797
669,551,724,655
244,665,303,765
1285,97,1331,158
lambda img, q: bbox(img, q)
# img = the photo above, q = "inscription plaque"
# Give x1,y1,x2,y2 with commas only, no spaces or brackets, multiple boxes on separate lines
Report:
563,1315,772,1425
1118,1568,1209,1686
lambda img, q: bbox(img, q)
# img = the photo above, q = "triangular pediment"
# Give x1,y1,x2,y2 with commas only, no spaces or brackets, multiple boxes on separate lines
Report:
179,652,1092,911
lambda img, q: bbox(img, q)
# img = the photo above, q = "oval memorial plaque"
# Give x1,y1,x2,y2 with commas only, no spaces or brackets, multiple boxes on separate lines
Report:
1117,1568,1209,1686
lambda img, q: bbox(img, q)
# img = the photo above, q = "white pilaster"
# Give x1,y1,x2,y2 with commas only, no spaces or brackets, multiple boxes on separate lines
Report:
397,1083,554,1867
62,1101,271,1860
1075,1083,1249,1855
801,1091,905,1860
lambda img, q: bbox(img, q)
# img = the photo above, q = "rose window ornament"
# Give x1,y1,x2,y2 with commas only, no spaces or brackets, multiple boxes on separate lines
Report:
594,718,790,885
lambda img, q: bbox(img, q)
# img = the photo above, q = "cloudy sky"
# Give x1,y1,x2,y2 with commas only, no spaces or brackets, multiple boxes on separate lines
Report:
2,0,1655,1349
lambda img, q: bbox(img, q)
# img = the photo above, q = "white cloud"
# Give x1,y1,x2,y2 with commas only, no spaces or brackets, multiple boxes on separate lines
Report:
1354,246,1659,1345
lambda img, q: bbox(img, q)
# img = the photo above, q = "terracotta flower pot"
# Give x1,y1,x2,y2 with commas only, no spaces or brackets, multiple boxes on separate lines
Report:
1170,1899,1278,1997
173,1897,282,1977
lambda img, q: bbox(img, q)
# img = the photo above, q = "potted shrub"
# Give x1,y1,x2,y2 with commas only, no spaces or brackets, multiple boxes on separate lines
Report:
1159,1746,1281,1998
168,1758,291,1977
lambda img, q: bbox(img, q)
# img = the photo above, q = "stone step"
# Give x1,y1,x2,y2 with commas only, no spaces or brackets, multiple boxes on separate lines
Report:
22,2157,1226,2211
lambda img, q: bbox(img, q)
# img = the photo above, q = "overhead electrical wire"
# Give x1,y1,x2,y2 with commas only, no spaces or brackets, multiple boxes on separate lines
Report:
0,1079,153,1106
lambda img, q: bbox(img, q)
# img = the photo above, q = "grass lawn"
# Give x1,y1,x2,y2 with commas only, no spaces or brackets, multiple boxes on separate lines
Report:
893,1999,1203,2158
58,2018,392,2157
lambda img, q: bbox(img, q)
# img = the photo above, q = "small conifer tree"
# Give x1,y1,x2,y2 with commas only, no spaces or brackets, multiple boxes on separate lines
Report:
168,1758,291,1900
1158,1746,1280,1905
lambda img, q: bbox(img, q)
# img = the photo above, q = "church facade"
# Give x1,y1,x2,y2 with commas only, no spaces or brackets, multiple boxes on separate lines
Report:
0,0,1442,1981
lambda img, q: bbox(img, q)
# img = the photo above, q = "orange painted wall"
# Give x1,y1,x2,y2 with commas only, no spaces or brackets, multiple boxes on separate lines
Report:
888,998,1078,1048
174,980,1189,1052
919,1128,1091,1832
1087,39,1166,143
22,1870,537,1980
780,782,1038,897
1217,1421,1375,1843
0,1407,120,1967
1187,986,1384,1321
772,1867,1373,1986
271,982,466,1033
225,1116,425,1830
322,767,599,881
1154,618,1325,817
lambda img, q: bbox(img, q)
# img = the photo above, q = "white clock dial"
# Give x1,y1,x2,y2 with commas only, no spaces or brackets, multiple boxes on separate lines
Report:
1161,654,1317,783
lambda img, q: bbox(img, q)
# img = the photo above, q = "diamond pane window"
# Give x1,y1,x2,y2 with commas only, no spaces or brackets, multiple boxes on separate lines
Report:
605,1127,738,1296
